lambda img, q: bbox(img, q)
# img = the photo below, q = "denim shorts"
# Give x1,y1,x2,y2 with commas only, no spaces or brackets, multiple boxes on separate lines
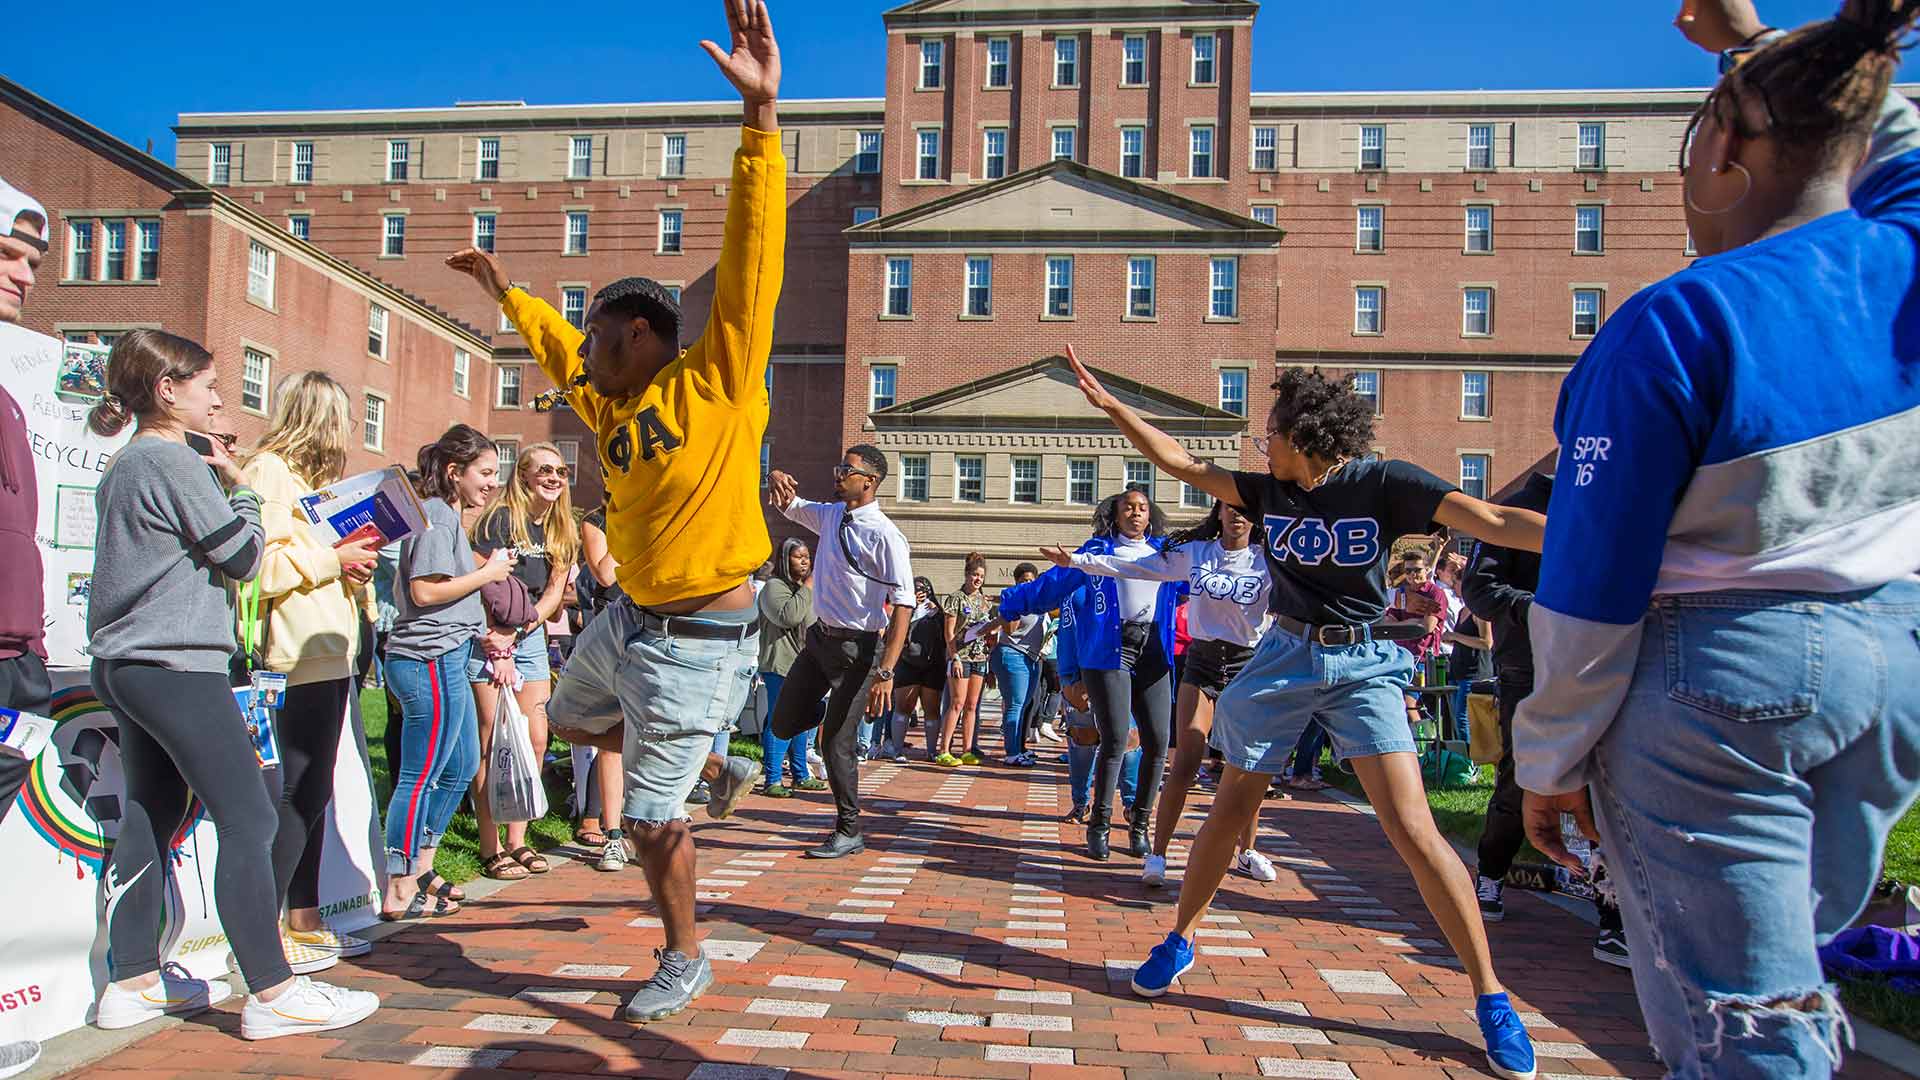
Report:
1210,623,1416,774
951,660,989,679
547,597,757,826
466,626,552,684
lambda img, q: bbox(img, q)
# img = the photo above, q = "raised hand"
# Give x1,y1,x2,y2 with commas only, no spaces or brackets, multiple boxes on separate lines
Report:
1038,545,1074,568
1064,344,1121,413
1675,0,1767,53
445,248,510,300
701,0,781,108
767,468,798,508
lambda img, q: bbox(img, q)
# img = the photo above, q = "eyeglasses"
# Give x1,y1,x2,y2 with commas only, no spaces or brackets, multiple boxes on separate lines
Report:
532,464,571,480
1250,429,1282,455
833,463,878,480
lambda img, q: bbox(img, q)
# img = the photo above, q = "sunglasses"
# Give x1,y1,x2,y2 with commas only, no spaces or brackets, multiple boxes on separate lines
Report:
531,464,571,480
833,463,878,480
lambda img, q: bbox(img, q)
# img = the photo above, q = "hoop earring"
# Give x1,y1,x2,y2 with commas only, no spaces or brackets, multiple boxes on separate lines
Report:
1686,160,1753,216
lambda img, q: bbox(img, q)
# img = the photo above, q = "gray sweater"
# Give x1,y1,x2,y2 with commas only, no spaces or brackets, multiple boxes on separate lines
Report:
86,438,264,673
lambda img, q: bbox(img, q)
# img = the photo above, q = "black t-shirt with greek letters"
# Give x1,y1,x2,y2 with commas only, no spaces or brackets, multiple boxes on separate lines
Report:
1231,458,1457,626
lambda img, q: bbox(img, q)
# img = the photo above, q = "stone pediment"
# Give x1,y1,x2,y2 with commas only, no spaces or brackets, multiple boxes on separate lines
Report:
876,355,1242,434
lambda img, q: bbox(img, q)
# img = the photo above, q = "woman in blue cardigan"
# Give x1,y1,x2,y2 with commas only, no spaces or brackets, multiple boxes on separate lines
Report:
1001,489,1185,861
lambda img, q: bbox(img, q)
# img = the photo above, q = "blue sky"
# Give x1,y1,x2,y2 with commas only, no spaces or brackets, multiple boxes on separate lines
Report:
9,1,1911,160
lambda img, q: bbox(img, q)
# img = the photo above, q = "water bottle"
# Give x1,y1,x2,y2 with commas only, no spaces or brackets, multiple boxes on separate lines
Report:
1555,813,1596,898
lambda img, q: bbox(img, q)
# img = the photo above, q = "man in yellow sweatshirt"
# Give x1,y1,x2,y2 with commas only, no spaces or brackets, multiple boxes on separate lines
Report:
446,0,783,1023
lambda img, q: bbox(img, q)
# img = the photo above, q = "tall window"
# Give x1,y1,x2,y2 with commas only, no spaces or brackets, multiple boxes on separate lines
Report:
288,215,309,241
453,349,471,398
67,222,93,280
1251,205,1276,226
1359,124,1385,170
556,440,580,485
662,133,686,178
1356,205,1383,252
901,455,930,501
387,140,409,181
1468,123,1494,170
1189,126,1213,177
1462,288,1492,336
1465,206,1493,252
1462,371,1491,418
1127,256,1156,317
497,364,523,409
855,130,881,173
1460,454,1490,500
1045,256,1073,317
920,39,944,88
1252,126,1277,170
657,210,681,254
917,129,940,179
367,303,388,357
478,137,499,180
362,394,385,452
1572,289,1603,337
1219,368,1248,416
292,141,313,183
1052,126,1076,162
563,287,586,329
885,257,912,316
383,214,405,256
474,212,496,253
982,128,1007,179
955,456,985,503
1011,457,1041,504
241,349,270,413
1354,286,1382,334
1125,459,1154,494
1577,122,1605,170
1120,127,1145,178
495,440,520,471
870,364,897,410
1209,257,1238,318
1191,32,1216,83
1576,205,1604,253
136,220,160,279
247,239,273,304
1068,458,1097,505
558,211,586,254
1122,34,1147,85
569,135,592,179
102,221,126,280
1053,36,1078,86
1351,370,1381,414
965,256,992,316
986,38,1010,87
210,143,231,185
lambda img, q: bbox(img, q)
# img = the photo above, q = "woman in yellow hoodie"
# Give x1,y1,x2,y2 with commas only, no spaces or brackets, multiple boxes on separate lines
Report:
238,372,382,974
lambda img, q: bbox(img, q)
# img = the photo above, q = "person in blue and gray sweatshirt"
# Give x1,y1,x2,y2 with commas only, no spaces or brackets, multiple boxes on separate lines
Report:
84,330,379,1043
1001,488,1185,862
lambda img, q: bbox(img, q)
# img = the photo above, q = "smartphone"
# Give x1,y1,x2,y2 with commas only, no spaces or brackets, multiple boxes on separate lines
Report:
184,431,215,457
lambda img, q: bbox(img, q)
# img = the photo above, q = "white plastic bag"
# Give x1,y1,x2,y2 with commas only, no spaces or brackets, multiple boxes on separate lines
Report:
487,690,548,824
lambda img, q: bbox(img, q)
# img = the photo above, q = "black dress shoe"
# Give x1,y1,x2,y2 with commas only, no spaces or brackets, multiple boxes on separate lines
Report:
807,831,866,859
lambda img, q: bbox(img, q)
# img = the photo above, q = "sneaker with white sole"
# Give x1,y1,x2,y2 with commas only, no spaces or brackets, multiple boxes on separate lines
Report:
1477,874,1506,922
240,976,380,1041
95,963,234,1030
707,756,762,820
1234,849,1278,882
284,926,372,960
597,830,630,872
1142,853,1168,888
280,933,340,976
0,1039,40,1080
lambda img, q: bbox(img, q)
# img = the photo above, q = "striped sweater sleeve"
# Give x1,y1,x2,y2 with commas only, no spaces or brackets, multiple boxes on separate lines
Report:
158,446,265,582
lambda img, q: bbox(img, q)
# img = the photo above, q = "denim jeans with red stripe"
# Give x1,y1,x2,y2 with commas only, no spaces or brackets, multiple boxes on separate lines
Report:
383,639,480,875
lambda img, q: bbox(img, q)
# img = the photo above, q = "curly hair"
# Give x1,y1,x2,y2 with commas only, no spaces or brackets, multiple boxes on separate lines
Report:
1268,367,1376,462
594,276,683,351
1165,499,1268,553
1091,489,1167,539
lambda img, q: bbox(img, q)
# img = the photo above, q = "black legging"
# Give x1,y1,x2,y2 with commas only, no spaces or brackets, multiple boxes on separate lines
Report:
770,626,881,836
93,661,293,991
274,678,351,912
1081,629,1173,821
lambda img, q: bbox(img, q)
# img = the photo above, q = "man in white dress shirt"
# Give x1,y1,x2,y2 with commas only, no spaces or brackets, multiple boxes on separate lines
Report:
765,446,914,858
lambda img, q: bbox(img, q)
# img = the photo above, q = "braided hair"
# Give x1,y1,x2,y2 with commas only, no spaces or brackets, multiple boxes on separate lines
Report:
1091,489,1167,540
1165,499,1268,553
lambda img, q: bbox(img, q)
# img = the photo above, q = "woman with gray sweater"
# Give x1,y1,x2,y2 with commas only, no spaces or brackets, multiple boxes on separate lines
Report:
84,330,378,1042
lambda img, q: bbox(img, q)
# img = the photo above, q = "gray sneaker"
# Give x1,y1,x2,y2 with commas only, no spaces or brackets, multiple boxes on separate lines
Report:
622,947,713,1023
0,1039,41,1080
595,831,629,873
707,756,762,820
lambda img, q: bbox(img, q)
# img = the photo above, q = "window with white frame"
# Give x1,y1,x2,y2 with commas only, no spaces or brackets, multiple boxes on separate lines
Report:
855,130,881,173
1252,126,1276,171
292,141,313,183
1120,127,1145,178
986,38,1010,87
983,128,1007,179
563,287,586,329
453,348,471,398
1468,123,1494,170
367,302,388,357
662,133,686,177
1359,124,1385,170
1351,369,1381,414
870,364,897,411
247,239,274,304
383,214,405,256
478,137,499,180
362,393,385,451
387,140,409,181
965,256,992,316
920,39,944,88
1125,459,1154,494
1465,205,1493,252
65,221,92,280
1460,454,1490,499
1045,256,1073,317
569,135,592,179
494,439,519,471
102,221,126,280
664,284,681,303
241,348,270,413
555,439,580,485
885,257,912,316
1122,34,1147,85
1572,289,1602,337
565,211,590,254
1576,205,1604,253
1685,230,1697,256
1461,371,1491,418
498,285,523,332
1068,457,1097,505
917,129,940,178
497,364,523,409
1127,256,1155,317
1192,32,1217,83
1052,126,1076,161
1219,368,1248,416
1251,205,1276,226
288,215,309,241
1577,122,1605,169
955,455,985,502
901,454,930,501
1354,286,1382,334
1209,257,1238,318
852,206,879,225
473,212,495,253
1356,205,1383,252
657,210,682,254
1012,456,1041,504
1462,288,1492,336
210,143,232,185
1190,125,1213,177
1054,36,1078,85
137,220,160,279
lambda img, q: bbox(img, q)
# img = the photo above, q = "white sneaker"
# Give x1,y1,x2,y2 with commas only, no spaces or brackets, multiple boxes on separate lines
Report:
1142,853,1168,888
240,976,380,1041
284,926,372,960
596,832,630,873
1234,849,1278,882
95,963,234,1029
0,1039,41,1080
280,932,341,976
807,751,826,772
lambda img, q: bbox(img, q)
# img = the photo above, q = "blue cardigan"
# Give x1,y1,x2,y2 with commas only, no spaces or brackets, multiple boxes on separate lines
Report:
999,535,1186,676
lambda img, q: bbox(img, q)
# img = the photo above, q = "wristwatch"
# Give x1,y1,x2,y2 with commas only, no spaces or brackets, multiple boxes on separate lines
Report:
873,668,895,682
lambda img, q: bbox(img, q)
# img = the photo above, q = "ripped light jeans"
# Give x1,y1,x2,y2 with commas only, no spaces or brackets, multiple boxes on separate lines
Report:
1589,583,1920,1079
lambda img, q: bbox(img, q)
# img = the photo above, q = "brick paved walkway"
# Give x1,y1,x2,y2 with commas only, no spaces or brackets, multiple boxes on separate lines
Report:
61,751,1903,1079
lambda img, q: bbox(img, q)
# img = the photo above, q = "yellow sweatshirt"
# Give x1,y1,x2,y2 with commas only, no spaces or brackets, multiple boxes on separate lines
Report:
237,451,361,686
502,125,786,607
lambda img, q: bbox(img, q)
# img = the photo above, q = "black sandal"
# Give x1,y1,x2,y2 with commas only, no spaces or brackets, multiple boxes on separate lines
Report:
416,871,466,902
381,890,461,921
481,853,530,880
507,846,550,874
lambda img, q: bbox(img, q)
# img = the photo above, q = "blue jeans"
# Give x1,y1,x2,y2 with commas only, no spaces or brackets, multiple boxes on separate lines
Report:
1590,584,1920,1079
1068,724,1141,811
990,645,1037,758
383,640,482,874
759,672,813,784
1287,719,1328,780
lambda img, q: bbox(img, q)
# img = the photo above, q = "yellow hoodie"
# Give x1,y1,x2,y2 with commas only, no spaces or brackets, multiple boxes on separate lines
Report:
238,451,361,685
501,124,786,607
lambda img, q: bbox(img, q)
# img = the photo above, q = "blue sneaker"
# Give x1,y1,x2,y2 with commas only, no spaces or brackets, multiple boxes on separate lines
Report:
1129,932,1194,998
1476,991,1537,1080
